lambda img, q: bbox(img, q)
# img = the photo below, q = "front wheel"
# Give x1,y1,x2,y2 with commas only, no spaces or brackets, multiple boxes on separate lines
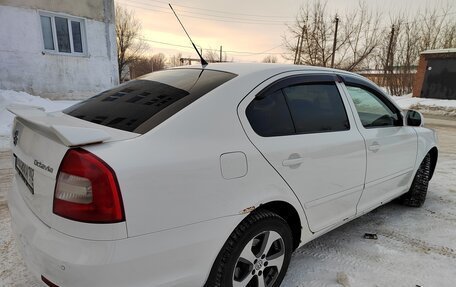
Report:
400,153,431,207
207,210,293,287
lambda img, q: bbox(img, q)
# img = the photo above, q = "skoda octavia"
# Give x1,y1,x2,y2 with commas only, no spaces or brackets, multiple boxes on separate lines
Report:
8,64,438,287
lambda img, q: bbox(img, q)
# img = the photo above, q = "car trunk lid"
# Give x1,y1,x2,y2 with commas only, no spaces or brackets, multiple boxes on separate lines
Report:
9,105,138,240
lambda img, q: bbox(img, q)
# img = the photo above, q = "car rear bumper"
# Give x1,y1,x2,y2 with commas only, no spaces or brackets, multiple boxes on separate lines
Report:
8,176,242,287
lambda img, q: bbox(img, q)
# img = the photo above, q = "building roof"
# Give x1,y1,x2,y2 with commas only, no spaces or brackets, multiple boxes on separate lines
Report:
421,48,456,55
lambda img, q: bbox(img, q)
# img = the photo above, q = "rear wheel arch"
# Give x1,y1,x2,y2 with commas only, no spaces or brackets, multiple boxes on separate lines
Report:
204,209,294,287
256,201,302,250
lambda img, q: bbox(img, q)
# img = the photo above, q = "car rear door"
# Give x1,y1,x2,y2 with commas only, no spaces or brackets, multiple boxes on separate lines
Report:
238,72,366,232
340,75,418,213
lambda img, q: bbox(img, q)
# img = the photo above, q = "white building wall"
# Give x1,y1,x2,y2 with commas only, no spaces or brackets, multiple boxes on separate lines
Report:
0,5,119,99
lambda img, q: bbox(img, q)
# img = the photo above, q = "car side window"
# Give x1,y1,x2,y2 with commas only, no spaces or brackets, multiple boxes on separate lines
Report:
282,83,350,134
346,85,401,128
246,89,295,137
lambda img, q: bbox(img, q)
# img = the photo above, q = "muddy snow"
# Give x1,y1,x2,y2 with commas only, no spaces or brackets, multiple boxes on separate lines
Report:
0,91,455,286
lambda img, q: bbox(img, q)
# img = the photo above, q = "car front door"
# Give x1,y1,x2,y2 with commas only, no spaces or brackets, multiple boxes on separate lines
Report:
341,76,418,213
238,73,366,232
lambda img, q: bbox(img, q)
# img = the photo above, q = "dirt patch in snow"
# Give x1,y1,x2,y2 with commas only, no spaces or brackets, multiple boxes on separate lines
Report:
411,103,456,117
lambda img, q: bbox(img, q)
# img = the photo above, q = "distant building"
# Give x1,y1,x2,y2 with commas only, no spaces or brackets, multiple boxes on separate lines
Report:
413,49,456,99
0,0,118,99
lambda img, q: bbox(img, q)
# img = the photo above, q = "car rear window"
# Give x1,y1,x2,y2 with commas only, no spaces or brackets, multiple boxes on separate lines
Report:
64,69,237,134
282,83,350,134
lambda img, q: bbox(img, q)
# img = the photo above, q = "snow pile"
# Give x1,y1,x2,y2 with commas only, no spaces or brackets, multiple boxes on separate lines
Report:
392,94,456,116
0,90,78,149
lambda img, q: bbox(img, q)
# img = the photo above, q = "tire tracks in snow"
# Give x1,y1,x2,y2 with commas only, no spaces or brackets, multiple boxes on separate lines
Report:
294,233,386,268
376,229,456,259
423,208,456,224
433,194,456,207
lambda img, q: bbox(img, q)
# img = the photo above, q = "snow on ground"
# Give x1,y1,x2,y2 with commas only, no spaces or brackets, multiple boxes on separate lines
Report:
0,90,78,149
283,158,456,287
282,117,456,287
393,94,456,117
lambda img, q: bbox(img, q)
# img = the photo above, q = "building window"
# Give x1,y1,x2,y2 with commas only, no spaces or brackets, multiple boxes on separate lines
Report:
39,12,87,55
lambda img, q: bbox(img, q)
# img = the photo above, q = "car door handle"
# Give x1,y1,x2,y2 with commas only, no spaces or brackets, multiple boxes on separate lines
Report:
368,142,381,152
282,157,305,167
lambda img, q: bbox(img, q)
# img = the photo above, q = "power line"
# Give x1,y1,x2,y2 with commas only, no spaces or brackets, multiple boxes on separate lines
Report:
123,0,293,22
138,0,295,19
119,1,456,60
138,37,284,55
118,0,293,25
336,11,456,34
227,45,284,56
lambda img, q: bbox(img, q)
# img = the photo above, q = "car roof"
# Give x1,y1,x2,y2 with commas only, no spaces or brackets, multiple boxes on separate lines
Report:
171,62,360,78
170,62,384,97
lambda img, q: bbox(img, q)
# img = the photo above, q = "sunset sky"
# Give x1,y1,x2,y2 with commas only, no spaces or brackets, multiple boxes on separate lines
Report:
115,0,451,63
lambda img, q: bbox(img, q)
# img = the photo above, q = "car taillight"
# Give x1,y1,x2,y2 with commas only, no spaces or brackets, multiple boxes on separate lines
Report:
53,148,125,223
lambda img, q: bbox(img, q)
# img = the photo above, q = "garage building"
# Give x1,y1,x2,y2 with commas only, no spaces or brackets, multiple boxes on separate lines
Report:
413,48,456,99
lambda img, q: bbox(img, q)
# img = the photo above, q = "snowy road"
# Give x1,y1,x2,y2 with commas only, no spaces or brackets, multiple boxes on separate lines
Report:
0,116,455,287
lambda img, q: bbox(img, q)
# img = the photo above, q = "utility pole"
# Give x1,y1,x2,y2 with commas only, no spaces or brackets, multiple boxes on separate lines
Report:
220,46,222,62
385,25,395,75
331,15,339,68
384,25,396,92
297,24,306,64
293,36,301,64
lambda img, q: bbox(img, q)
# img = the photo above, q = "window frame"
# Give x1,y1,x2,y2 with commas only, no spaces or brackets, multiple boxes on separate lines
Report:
282,82,351,135
245,88,296,137
39,11,88,56
246,74,352,137
339,74,403,129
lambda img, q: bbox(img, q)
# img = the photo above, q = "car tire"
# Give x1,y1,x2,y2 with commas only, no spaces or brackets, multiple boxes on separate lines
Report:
206,210,293,287
400,153,431,207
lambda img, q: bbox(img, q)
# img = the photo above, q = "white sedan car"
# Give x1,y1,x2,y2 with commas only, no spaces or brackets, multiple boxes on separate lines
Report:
8,64,437,287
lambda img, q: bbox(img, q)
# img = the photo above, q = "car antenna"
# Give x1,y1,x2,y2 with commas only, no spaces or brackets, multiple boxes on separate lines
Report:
169,4,208,66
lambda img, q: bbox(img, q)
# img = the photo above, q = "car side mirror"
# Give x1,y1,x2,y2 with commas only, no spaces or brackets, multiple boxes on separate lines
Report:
404,110,423,127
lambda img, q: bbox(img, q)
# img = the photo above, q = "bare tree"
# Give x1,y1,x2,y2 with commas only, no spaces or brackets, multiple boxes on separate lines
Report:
283,0,383,71
379,19,421,95
282,0,333,66
284,0,455,95
262,55,278,63
442,22,456,48
116,5,148,82
417,4,454,51
204,48,227,63
339,2,383,71
128,53,167,79
129,57,151,79
151,53,167,71
168,53,183,67
379,3,456,95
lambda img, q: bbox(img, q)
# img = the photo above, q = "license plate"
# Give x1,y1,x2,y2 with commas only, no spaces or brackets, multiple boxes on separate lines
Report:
14,155,34,194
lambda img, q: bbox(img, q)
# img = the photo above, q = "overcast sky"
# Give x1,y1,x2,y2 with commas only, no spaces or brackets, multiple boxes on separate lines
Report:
115,0,453,63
